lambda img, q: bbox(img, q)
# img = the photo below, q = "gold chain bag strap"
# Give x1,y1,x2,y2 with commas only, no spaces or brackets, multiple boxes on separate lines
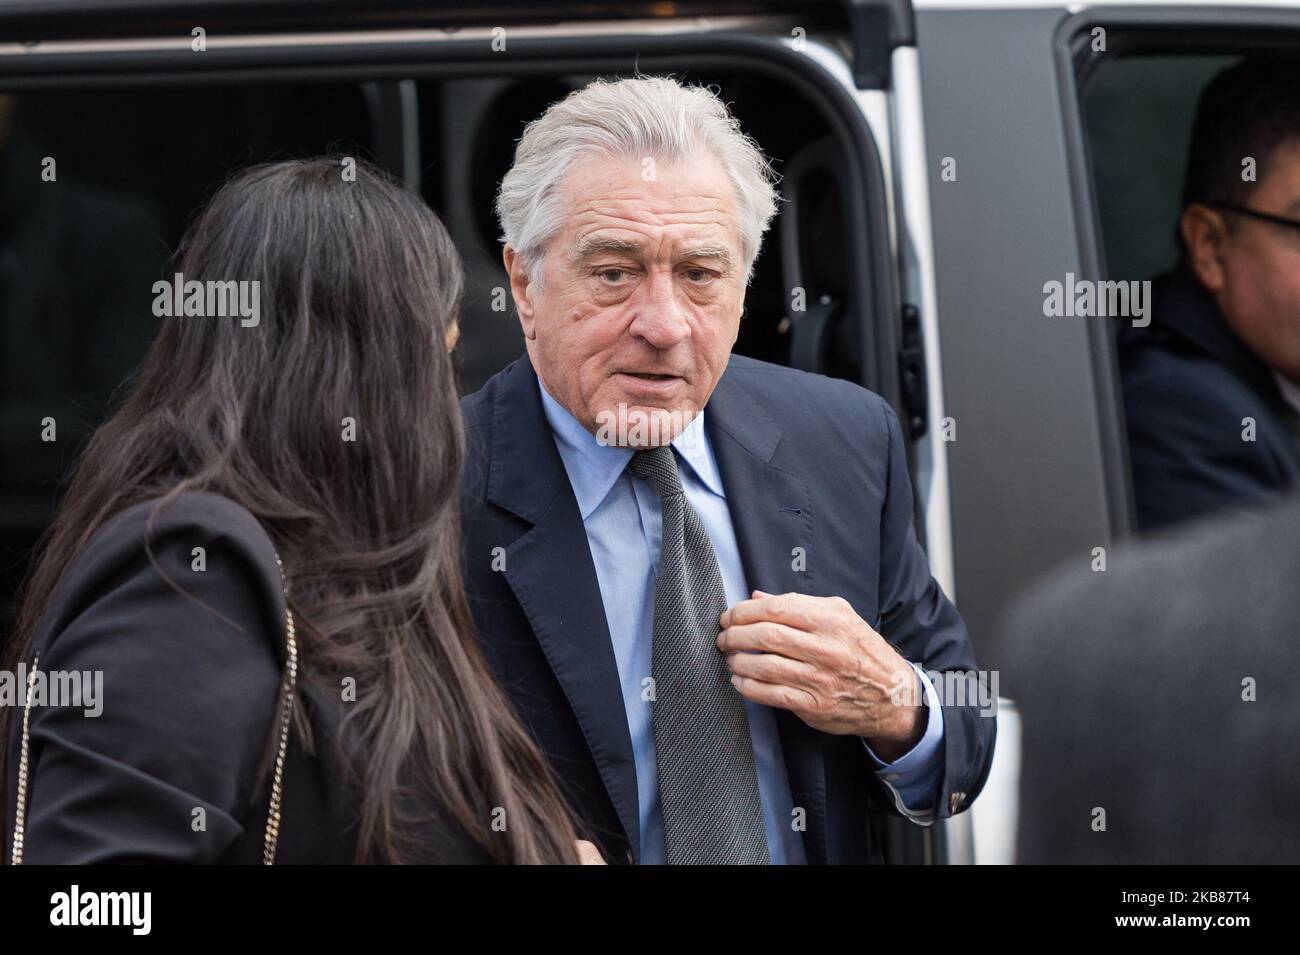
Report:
262,551,299,864
10,551,299,865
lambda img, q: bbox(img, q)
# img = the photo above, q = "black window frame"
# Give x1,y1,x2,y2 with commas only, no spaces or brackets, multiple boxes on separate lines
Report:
1054,5,1300,540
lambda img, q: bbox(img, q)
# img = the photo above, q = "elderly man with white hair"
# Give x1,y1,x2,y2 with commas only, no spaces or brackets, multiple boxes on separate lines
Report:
460,75,995,864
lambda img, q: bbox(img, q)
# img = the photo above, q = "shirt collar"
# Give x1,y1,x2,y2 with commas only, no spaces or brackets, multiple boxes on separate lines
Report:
536,379,727,519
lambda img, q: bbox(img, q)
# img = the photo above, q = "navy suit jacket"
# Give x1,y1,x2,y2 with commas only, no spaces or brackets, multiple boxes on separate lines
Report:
1120,266,1300,531
459,355,996,864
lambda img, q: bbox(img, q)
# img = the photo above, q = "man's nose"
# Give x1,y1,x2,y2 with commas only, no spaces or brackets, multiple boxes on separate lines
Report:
628,271,691,349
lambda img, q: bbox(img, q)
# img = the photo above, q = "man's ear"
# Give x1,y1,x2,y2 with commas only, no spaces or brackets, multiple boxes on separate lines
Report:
1180,204,1229,293
503,245,537,340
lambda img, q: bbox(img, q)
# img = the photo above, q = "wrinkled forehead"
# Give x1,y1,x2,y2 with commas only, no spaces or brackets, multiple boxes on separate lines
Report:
555,153,742,260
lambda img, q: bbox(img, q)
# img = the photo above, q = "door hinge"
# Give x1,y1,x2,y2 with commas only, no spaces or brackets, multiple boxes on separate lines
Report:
897,303,928,440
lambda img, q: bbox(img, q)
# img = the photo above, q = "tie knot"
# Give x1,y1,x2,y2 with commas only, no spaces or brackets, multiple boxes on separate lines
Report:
629,446,684,500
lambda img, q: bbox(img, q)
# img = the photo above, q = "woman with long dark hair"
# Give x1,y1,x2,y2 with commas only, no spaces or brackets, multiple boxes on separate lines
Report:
2,158,584,863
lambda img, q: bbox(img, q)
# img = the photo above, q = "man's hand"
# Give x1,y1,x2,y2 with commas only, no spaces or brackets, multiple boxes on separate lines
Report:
717,591,926,762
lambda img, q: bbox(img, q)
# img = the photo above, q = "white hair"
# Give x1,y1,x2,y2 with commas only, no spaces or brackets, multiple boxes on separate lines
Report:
495,75,780,287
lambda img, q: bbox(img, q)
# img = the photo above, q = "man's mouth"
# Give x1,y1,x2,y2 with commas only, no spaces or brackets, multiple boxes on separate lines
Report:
614,370,686,396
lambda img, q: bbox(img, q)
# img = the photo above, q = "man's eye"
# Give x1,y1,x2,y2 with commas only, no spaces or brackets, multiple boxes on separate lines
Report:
596,268,631,284
683,268,719,284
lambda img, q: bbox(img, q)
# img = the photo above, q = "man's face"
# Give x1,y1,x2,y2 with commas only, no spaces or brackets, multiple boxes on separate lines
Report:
504,153,746,445
1187,138,1300,382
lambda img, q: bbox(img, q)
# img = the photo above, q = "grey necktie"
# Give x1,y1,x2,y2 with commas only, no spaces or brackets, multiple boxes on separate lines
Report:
629,446,769,865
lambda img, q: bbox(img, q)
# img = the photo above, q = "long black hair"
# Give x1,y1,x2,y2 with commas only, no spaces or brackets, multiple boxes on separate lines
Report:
4,157,579,864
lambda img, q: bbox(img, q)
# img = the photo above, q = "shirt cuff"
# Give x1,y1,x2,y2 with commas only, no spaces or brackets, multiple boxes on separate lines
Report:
862,662,945,825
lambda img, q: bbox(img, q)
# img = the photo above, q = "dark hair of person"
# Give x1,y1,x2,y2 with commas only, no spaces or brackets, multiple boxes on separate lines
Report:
2,157,580,864
1183,58,1300,211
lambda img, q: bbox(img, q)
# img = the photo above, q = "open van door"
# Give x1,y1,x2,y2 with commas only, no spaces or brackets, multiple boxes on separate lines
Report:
0,0,968,863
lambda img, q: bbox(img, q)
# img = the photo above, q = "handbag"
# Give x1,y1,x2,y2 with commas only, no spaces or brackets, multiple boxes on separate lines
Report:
9,550,300,865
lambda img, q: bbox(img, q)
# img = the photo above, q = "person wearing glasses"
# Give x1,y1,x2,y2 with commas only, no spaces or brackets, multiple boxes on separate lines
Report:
1121,58,1300,531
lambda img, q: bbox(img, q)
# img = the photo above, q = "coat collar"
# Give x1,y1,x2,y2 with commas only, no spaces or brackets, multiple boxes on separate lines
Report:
1137,265,1285,406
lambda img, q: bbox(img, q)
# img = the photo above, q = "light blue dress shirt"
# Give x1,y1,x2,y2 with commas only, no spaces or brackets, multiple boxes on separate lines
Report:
538,381,945,864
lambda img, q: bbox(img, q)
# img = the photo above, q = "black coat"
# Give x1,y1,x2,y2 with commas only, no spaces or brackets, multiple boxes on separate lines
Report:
4,491,489,864
1120,266,1300,531
459,355,997,864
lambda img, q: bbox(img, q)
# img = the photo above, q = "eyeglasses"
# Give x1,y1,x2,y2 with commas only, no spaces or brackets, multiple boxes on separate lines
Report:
1205,200,1300,236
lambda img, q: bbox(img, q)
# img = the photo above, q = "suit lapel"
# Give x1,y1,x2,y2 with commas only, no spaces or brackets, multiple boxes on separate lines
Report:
705,365,830,864
486,361,641,855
